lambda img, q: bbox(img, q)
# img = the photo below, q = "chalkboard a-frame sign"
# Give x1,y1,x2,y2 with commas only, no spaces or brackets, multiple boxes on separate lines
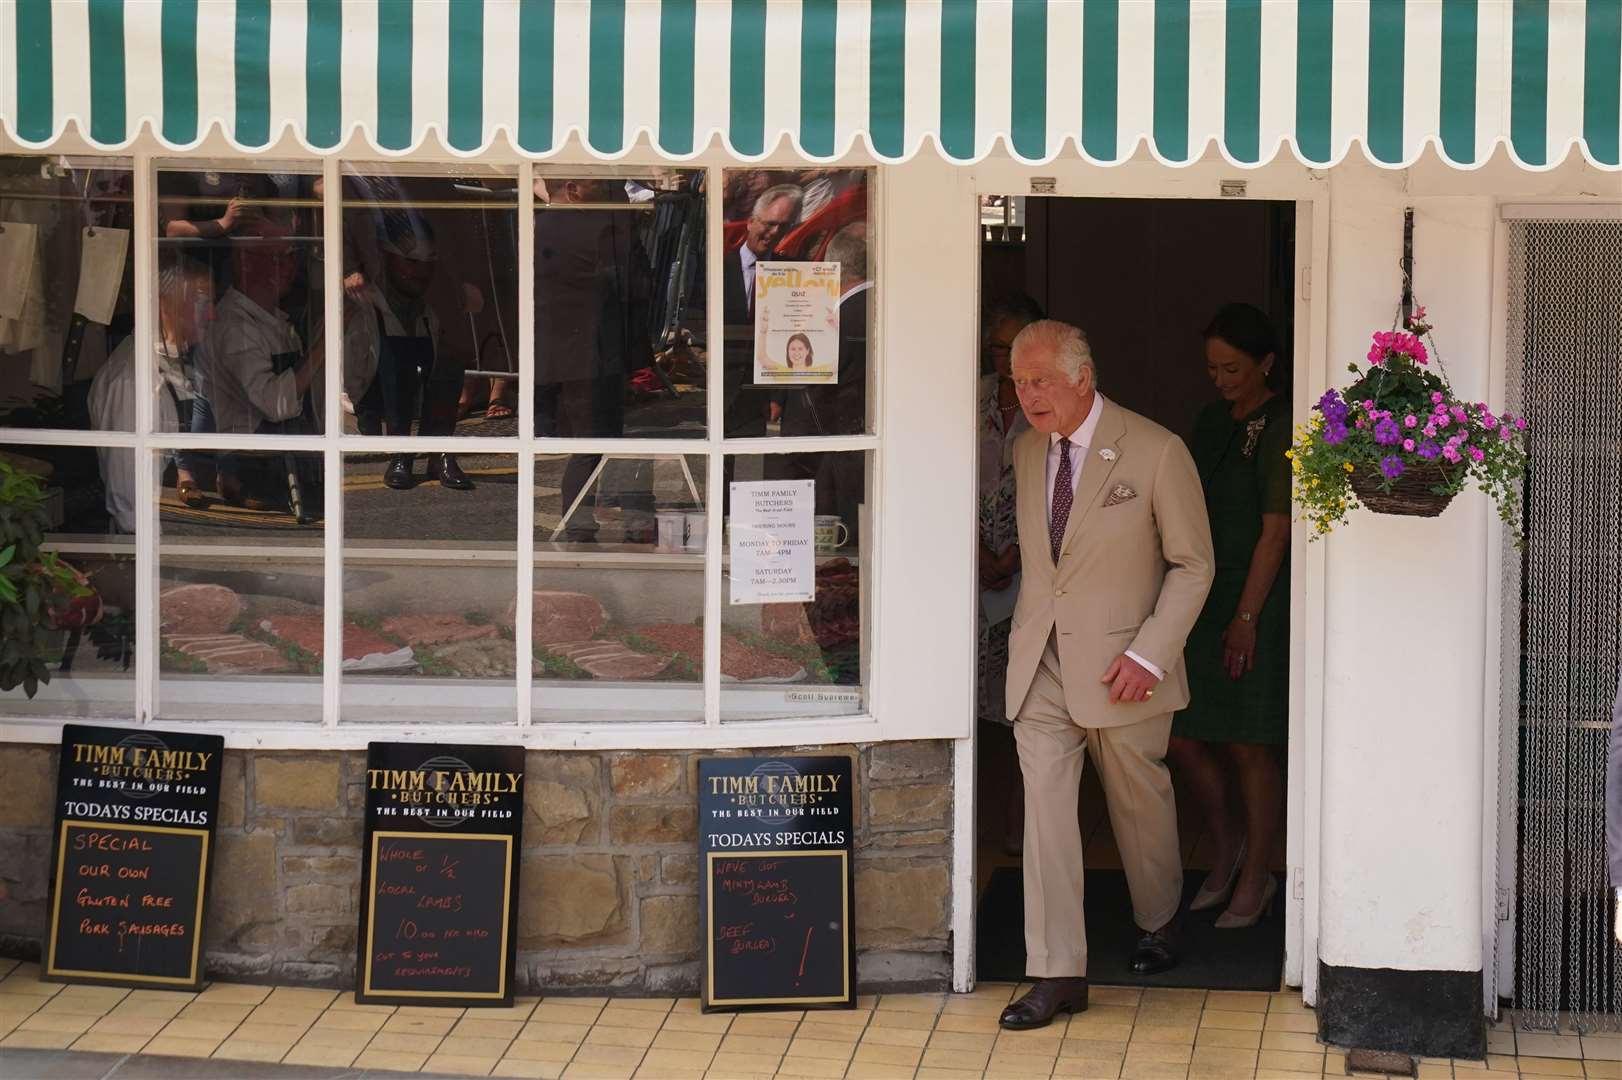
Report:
699,755,856,1011
46,724,225,991
356,742,524,1007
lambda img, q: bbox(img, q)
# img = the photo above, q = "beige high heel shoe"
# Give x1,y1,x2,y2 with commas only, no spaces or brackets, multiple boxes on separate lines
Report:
1189,839,1247,912
1215,873,1279,930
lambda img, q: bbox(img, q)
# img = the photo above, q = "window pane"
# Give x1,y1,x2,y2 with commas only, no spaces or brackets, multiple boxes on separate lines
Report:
0,157,136,433
156,167,324,440
0,447,135,718
722,451,868,721
531,453,705,723
158,450,323,722
721,169,871,439
339,171,520,439
341,452,518,724
534,173,707,439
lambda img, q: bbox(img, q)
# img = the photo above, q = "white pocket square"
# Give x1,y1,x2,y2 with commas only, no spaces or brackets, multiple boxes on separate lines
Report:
1104,483,1138,507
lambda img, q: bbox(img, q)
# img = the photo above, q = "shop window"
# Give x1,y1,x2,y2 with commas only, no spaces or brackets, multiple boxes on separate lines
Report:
0,158,136,433
720,168,872,439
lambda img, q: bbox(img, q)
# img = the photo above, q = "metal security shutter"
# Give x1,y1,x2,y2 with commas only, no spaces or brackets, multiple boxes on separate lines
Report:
1500,217,1622,1033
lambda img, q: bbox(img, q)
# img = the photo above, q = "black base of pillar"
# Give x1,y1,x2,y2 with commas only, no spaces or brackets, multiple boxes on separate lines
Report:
1318,963,1486,1059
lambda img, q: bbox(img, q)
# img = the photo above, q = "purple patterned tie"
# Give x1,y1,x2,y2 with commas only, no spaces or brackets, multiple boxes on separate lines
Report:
1049,437,1074,562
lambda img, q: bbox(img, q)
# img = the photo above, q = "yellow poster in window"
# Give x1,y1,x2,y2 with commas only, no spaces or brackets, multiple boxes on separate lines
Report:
753,261,840,386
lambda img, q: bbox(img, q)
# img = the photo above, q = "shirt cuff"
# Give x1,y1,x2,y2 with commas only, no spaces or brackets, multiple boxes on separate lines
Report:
1126,650,1165,681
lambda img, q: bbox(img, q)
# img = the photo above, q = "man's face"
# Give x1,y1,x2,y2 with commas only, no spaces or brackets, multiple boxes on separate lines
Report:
384,250,435,300
1013,341,1093,435
745,195,797,257
236,221,298,298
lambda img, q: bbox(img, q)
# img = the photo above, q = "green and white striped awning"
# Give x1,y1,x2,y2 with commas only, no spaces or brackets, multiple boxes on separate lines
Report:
3,1,1619,170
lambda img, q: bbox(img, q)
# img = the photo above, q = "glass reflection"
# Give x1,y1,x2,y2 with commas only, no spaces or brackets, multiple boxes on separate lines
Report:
1,158,136,433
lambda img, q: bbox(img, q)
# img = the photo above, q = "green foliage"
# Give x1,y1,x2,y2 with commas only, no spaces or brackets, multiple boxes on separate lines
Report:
0,460,87,698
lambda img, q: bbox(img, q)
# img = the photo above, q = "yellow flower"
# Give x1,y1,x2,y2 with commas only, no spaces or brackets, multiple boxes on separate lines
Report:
1343,463,1354,472
1284,450,1294,459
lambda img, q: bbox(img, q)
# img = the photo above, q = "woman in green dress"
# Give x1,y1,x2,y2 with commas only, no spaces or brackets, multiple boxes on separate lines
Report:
1169,303,1291,929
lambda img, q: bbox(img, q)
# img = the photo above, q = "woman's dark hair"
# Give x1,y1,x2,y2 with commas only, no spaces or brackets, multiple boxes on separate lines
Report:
985,292,1046,328
1202,303,1279,364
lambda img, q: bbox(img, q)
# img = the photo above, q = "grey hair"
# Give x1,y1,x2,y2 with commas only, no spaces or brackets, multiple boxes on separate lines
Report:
751,183,804,222
824,223,867,281
1011,319,1098,389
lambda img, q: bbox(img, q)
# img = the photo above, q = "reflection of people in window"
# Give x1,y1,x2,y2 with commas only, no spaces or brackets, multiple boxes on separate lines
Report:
724,182,803,438
90,255,216,531
349,215,472,491
784,333,814,370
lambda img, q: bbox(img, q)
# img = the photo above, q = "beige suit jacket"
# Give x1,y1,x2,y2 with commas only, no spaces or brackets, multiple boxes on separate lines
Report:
1004,400,1216,728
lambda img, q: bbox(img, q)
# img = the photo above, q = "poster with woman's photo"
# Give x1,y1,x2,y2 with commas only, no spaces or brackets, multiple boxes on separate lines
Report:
753,261,840,386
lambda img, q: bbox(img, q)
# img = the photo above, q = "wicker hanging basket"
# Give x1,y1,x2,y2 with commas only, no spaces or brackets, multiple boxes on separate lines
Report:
1347,458,1460,517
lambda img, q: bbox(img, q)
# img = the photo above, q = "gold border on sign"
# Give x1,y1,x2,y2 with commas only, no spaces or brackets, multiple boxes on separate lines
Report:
46,820,209,986
705,849,851,1007
361,831,513,1000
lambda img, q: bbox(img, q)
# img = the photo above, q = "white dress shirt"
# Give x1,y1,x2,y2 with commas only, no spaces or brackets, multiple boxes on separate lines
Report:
1044,395,1165,682
196,288,314,435
739,243,760,310
89,336,181,533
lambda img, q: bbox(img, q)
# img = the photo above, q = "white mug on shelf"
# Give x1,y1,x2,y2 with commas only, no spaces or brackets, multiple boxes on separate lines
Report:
655,511,686,553
814,515,849,554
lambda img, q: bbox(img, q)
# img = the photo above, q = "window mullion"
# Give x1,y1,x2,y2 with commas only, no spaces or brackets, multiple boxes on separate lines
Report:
703,166,724,728
321,156,343,730
133,152,157,725
516,160,536,729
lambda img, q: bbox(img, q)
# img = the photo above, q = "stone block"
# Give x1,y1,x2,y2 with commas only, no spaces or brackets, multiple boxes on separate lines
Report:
868,784,951,829
0,747,55,828
281,856,359,880
855,950,951,992
524,753,601,846
609,804,696,845
519,854,626,946
639,894,699,956
661,854,698,887
313,923,356,954
854,863,948,944
645,961,702,995
290,817,363,848
207,830,279,947
285,883,347,915
867,741,950,782
866,829,950,850
218,753,245,829
610,754,684,797
254,757,340,811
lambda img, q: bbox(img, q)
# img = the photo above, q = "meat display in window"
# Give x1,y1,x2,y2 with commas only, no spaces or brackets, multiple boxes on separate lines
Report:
159,583,243,636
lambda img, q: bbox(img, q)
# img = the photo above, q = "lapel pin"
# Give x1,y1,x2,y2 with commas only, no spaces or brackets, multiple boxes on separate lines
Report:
1099,448,1117,462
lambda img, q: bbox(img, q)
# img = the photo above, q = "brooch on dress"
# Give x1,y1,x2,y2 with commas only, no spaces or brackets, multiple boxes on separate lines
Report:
1241,417,1268,459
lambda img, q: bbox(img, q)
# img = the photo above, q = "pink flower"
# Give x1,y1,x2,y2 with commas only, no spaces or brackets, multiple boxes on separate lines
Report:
1436,413,1451,429
1363,400,1375,411
1404,415,1418,429
1431,392,1445,404
1469,447,1485,462
1483,413,1499,430
1403,438,1416,452
1515,417,1528,430
1423,424,1437,438
1451,405,1468,423
1442,445,1462,463
1500,427,1513,441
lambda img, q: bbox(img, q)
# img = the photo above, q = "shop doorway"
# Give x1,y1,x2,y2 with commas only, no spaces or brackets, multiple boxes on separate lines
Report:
973,195,1297,990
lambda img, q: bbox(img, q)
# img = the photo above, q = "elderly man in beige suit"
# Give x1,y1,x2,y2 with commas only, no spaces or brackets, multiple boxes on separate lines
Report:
999,320,1215,1030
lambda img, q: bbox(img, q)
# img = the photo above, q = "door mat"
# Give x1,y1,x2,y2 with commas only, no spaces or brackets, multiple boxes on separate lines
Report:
975,866,1286,991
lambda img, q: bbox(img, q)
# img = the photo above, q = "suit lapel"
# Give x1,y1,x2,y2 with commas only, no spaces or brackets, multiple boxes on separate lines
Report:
1058,405,1128,559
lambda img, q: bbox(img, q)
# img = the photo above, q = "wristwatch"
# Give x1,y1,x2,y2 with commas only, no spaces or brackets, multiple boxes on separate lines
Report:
1236,611,1254,623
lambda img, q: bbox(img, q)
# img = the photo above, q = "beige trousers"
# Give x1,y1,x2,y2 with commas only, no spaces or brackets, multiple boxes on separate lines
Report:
1013,634,1184,977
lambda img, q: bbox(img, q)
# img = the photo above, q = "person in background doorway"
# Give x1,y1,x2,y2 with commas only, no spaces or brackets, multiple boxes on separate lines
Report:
978,293,1043,854
999,320,1213,1030
1167,303,1291,930
349,215,472,491
90,254,216,531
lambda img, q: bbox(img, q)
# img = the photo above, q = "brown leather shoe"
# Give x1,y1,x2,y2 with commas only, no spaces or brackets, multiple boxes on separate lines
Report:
998,977,1089,1030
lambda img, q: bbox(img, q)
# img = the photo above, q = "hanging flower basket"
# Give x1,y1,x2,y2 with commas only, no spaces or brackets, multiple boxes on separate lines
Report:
1289,306,1530,545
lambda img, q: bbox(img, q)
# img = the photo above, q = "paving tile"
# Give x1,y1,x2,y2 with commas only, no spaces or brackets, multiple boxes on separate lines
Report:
1585,1061,1622,1079
381,1012,459,1037
244,1004,322,1029
88,1013,172,1038
287,1025,363,1049
46,986,131,1014
196,983,273,1005
0,973,62,998
1516,1037,1586,1062
1061,1038,1130,1059
324,997,396,1013
141,1035,224,1057
921,1045,993,1071
1200,1010,1266,1033
934,1011,1003,1035
519,1020,594,1044
704,1050,783,1075
636,1046,713,1071
282,1039,363,1067
505,1039,581,1063
569,1042,646,1067
986,1050,1060,1077
441,1034,523,1057
881,994,947,1014
426,1052,501,1075
16,1011,97,1035
312,1008,390,1033
229,1021,308,1045
1263,1013,1318,1035
859,1024,934,1051
1261,1031,1323,1053
175,1002,254,1025
1258,1048,1324,1074
787,1035,858,1060
1125,1043,1196,1066
653,1029,725,1054
471,1000,541,1022
855,1063,932,1080
1133,1022,1202,1046
1118,1060,1191,1080
778,1053,854,1078
1518,1057,1586,1075
928,1029,998,1052
945,995,1013,1016
595,1005,669,1031
994,1028,1065,1055
1415,1063,1453,1079
0,1030,78,1050
1196,1027,1262,1051
105,998,190,1020
491,1060,566,1080
870,1008,939,1031
792,1021,863,1044
659,1011,734,1036
585,1025,657,1051
1065,1019,1136,1043
353,1047,431,1071
366,1030,444,1054
214,1036,299,1062
1188,1045,1260,1078
264,987,339,1010
1092,988,1144,1008
560,1062,638,1080
157,1018,240,1042
534,1003,606,1027
456,1018,527,1040
68,1031,152,1054
716,1033,792,1056
726,1015,800,1038
1206,992,1271,1015
1053,1057,1126,1079
852,1040,926,1067
545,997,611,1009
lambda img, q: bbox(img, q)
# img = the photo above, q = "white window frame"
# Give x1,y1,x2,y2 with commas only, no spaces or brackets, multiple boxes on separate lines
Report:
0,146,897,750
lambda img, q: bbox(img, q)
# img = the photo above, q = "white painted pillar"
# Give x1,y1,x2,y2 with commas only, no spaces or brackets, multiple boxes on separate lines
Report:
1315,160,1494,1056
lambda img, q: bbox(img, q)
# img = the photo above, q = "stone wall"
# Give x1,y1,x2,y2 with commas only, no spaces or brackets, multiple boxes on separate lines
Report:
0,740,953,994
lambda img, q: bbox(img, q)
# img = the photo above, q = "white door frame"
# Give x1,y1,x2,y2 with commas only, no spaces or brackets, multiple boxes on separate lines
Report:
949,162,1332,1000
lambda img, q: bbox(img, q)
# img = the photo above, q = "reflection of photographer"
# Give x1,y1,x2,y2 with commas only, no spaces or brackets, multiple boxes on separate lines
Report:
349,216,471,491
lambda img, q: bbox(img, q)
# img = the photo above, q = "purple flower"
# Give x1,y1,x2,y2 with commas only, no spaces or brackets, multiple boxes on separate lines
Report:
1374,417,1402,446
1499,426,1513,441
1416,440,1442,461
1403,438,1416,452
1322,422,1349,446
1515,417,1528,430
1431,392,1445,405
1469,447,1485,463
1317,390,1349,423
1380,455,1405,480
1483,413,1499,430
1404,415,1418,429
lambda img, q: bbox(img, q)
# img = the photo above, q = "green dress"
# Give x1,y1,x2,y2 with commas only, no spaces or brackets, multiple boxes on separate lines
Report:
1172,395,1291,745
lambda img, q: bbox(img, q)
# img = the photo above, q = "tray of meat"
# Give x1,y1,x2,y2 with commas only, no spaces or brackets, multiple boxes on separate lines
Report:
632,623,806,683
